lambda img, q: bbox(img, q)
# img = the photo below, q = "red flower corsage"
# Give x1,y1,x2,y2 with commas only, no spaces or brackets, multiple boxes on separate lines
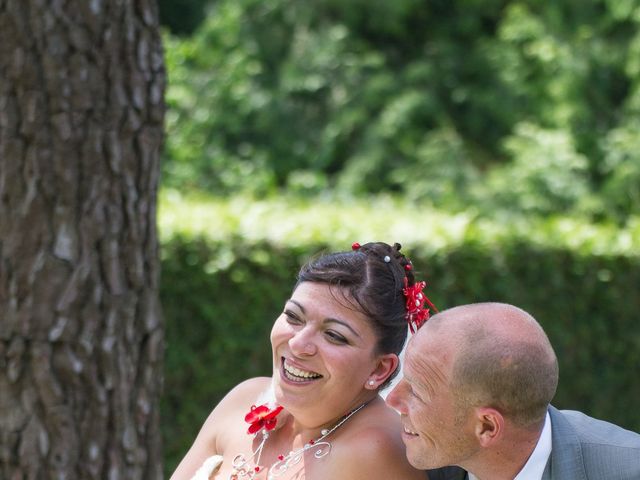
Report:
245,404,284,434
403,277,437,333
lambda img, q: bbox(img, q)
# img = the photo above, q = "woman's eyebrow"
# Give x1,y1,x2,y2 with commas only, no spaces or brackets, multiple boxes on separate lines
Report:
323,318,361,338
287,299,361,338
286,299,305,312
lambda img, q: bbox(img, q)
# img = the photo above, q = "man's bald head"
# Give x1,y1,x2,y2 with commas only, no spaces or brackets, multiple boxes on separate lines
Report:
416,303,559,427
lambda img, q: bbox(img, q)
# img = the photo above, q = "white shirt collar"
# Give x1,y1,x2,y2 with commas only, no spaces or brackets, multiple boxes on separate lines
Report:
468,411,552,480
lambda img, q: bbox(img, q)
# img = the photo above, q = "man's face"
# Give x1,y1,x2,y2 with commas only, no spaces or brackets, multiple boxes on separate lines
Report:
386,327,480,469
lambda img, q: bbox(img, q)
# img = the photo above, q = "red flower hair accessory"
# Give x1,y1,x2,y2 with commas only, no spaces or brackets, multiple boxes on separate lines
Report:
403,277,438,333
245,404,284,434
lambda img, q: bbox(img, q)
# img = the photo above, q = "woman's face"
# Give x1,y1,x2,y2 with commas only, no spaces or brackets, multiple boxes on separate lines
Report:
270,281,387,425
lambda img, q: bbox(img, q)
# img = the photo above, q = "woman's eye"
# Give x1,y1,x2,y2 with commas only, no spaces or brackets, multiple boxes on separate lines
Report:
284,310,303,324
325,330,348,344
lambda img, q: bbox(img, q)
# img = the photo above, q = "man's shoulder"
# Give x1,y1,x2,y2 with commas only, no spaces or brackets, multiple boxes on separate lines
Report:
549,406,640,478
552,406,640,449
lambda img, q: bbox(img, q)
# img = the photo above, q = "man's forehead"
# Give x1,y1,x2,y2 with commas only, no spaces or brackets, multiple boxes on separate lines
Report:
406,329,453,374
403,350,446,399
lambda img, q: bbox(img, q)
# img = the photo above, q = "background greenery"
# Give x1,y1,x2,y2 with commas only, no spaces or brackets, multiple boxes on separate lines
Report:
157,0,640,475
162,0,640,221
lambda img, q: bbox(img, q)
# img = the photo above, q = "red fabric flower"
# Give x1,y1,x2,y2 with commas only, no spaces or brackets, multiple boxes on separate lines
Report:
245,404,284,434
403,277,438,333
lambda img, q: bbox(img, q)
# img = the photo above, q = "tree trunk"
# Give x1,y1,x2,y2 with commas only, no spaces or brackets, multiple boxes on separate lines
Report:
0,1,165,478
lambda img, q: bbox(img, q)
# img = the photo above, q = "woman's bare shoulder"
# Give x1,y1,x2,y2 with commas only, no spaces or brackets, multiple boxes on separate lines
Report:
220,377,272,406
331,399,425,480
204,376,272,428
185,376,273,451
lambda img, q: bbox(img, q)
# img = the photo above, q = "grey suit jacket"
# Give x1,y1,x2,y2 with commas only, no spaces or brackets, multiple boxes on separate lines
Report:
424,406,640,480
542,406,640,479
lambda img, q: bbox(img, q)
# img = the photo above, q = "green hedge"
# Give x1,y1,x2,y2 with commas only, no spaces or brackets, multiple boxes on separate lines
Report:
160,219,640,474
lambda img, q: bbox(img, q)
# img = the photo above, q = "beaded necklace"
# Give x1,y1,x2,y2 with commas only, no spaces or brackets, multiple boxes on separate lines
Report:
229,400,371,480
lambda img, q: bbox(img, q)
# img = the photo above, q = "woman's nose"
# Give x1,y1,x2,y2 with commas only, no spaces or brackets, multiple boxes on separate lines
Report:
288,328,317,356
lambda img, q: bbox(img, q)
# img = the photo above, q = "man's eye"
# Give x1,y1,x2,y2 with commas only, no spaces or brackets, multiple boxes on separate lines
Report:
410,387,422,400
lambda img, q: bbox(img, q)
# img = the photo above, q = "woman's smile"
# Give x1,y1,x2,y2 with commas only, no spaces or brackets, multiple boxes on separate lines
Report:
281,357,323,383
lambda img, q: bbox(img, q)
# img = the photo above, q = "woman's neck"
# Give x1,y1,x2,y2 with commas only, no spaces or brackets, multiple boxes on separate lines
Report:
283,393,378,442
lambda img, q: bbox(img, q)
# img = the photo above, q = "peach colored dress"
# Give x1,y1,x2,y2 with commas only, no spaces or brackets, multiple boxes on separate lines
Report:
190,455,223,480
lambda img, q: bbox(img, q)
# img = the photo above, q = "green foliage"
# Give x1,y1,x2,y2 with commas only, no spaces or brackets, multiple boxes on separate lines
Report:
162,0,640,220
481,123,591,214
160,194,640,474
600,120,640,219
158,191,640,256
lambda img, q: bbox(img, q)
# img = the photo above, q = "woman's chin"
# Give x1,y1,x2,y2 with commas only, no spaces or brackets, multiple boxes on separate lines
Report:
272,376,321,412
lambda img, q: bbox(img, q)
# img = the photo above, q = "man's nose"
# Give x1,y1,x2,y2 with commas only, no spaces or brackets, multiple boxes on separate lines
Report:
385,382,406,413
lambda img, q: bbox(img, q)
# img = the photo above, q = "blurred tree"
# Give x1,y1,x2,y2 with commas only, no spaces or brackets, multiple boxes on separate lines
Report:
0,1,165,478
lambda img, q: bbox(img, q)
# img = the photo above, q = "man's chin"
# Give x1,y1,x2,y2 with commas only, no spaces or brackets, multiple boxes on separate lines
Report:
407,448,448,471
406,449,433,471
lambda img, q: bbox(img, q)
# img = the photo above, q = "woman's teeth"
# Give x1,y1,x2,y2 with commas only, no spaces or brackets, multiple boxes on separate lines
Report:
283,360,322,381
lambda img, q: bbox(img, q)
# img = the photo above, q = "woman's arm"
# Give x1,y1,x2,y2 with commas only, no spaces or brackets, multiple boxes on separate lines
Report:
169,377,271,480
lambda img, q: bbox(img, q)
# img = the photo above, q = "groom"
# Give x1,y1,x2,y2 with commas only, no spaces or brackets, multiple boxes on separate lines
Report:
386,302,640,480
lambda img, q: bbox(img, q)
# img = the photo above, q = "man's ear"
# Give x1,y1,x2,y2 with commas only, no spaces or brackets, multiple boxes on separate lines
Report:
366,353,399,389
473,407,504,447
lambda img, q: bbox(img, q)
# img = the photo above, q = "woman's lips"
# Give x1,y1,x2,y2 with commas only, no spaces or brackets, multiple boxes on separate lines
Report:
281,357,322,383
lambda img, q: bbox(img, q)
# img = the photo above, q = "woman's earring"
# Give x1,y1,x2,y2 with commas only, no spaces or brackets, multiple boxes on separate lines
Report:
368,380,375,387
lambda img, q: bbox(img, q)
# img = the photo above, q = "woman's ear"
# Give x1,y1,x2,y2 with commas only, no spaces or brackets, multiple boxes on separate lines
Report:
366,353,399,389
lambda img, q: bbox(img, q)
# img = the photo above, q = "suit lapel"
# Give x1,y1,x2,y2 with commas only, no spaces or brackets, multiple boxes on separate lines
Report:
541,455,552,480
546,406,588,480
425,466,467,480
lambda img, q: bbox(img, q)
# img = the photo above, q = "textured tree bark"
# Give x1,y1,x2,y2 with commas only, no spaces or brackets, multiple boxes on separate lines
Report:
0,0,165,478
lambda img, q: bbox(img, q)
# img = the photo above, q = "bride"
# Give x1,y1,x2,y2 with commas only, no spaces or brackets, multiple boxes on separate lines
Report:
170,242,435,480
